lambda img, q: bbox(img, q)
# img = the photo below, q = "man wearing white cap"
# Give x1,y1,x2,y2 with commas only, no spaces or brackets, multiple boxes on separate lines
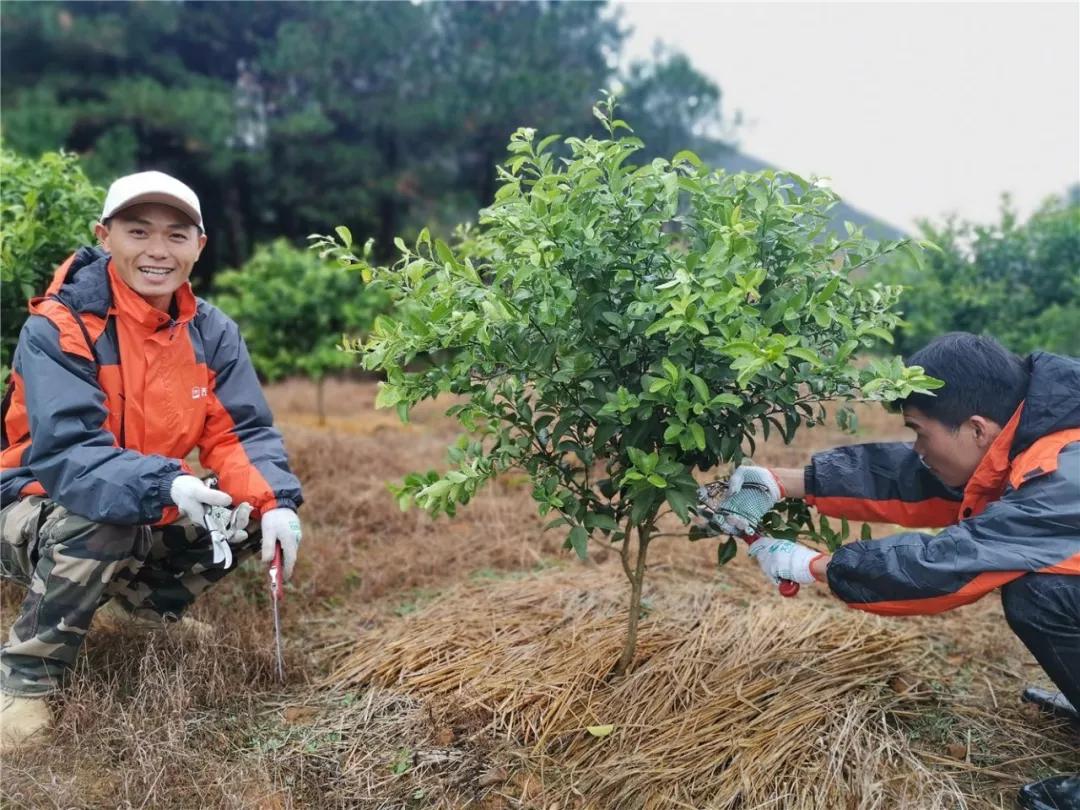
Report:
0,171,304,748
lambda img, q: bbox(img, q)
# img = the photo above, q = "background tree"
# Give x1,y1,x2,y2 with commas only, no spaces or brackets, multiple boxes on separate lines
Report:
212,239,388,424
873,196,1080,355
0,148,103,372
1,1,724,282
317,99,941,675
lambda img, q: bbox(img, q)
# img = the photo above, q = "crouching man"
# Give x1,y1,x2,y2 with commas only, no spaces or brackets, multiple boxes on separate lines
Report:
0,172,303,749
699,334,1078,809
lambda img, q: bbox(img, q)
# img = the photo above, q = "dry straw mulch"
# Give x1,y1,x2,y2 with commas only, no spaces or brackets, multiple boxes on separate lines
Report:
314,566,976,809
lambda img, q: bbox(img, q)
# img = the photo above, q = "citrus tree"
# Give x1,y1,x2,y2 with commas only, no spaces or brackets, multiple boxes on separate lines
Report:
316,97,941,675
1,147,103,373
212,239,388,424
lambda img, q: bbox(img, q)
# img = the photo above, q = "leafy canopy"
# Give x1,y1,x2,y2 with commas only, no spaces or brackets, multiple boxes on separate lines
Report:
1,147,102,372
317,98,941,559
2,2,723,277
212,238,387,383
874,196,1080,356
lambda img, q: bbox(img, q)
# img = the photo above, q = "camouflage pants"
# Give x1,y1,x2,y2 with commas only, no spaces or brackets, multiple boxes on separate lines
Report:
0,497,258,696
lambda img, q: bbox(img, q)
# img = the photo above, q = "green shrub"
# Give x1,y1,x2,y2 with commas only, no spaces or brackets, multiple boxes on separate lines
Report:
875,198,1080,356
316,98,940,672
1,148,103,372
212,239,388,423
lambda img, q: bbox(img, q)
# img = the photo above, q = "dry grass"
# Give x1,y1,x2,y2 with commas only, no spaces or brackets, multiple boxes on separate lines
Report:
1,377,1075,809
306,565,1076,810
1,615,295,808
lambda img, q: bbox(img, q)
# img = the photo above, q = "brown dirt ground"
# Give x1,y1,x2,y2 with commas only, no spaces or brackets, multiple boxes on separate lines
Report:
1,377,1076,809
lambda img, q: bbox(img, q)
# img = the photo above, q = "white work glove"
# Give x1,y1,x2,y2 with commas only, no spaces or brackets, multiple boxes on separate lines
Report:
695,464,784,536
261,508,302,582
225,502,253,544
746,537,823,585
169,474,232,527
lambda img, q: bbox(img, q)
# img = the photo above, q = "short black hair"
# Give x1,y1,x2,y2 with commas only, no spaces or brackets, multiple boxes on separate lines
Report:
899,332,1029,429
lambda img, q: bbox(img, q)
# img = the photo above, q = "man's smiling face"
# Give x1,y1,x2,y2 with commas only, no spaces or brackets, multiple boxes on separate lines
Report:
95,202,206,311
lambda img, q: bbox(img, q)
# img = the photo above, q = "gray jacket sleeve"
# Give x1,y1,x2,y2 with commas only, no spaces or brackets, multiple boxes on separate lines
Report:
195,305,303,513
20,316,182,524
826,442,1080,615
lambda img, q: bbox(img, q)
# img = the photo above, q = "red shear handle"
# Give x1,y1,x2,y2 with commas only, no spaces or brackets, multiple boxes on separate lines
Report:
743,534,800,598
777,579,800,598
270,544,284,600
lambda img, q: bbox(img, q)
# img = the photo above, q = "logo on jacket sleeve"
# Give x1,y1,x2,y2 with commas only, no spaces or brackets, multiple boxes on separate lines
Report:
192,386,209,399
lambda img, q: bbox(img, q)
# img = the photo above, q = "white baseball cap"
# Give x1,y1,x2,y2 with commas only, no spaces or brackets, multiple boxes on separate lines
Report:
101,170,204,230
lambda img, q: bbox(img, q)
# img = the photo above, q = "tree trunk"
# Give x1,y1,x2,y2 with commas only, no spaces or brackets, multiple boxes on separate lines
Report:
614,524,651,678
316,376,326,426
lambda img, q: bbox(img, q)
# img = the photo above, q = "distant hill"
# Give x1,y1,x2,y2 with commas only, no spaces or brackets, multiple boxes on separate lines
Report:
701,144,907,241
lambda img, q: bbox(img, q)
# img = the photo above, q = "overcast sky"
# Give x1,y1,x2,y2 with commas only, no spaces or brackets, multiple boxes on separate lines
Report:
617,2,1079,232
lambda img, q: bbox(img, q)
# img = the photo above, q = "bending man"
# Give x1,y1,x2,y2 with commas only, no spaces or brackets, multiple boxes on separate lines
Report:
700,333,1078,809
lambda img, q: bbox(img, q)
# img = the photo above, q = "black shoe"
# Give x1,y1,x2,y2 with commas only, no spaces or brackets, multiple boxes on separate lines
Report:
1017,775,1080,810
1023,687,1080,723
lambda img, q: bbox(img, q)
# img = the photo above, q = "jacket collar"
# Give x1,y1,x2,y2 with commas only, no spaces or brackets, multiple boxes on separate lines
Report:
106,260,197,330
960,404,1023,518
1011,352,1080,458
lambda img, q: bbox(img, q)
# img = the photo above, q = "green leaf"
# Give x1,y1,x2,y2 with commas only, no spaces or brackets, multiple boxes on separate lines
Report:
663,422,684,442
818,276,840,301
786,347,819,365
374,384,402,409
536,133,562,154
585,512,619,531
586,724,615,738
687,373,710,402
710,393,743,409
717,536,738,566
434,239,455,267
672,149,703,168
645,316,679,336
665,487,693,522
661,357,679,381
862,326,894,344
689,423,706,450
335,225,353,248
568,526,588,561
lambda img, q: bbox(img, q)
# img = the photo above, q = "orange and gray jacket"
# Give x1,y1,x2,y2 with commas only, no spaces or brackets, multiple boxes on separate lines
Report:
1,247,302,524
806,352,1080,616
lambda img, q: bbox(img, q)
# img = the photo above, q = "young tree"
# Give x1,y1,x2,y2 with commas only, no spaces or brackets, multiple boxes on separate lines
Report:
212,238,387,424
317,98,940,675
0,148,103,373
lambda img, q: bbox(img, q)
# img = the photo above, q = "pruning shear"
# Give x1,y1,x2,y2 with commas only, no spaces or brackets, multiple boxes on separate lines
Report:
201,478,252,569
696,479,799,598
203,504,235,568
268,542,286,683
201,477,284,679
